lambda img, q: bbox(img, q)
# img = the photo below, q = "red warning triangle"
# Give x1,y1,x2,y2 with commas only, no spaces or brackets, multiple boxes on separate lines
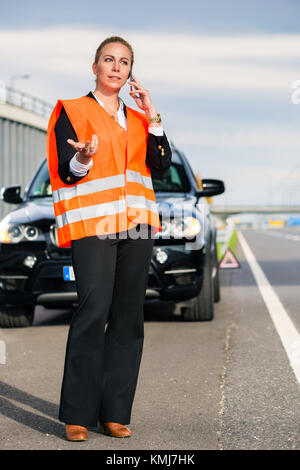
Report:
219,248,240,269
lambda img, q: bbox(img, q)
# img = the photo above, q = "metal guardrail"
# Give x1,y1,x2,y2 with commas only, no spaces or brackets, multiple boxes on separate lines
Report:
0,81,53,119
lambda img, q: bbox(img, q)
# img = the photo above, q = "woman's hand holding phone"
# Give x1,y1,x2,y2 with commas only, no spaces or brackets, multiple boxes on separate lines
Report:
67,134,98,164
128,74,160,123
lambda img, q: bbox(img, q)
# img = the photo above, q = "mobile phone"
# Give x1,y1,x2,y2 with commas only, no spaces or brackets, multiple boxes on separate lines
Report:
128,65,140,98
129,64,133,82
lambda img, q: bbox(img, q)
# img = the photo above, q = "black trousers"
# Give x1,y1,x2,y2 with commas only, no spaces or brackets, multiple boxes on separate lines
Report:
58,224,155,427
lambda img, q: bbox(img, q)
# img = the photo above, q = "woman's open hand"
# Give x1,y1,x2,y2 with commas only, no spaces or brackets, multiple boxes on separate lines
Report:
67,134,98,162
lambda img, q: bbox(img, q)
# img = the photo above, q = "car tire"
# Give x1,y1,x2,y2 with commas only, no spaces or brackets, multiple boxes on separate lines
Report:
0,305,35,327
181,245,214,321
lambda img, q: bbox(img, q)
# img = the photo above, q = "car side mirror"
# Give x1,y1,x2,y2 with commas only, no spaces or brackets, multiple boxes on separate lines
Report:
0,185,23,204
195,179,225,198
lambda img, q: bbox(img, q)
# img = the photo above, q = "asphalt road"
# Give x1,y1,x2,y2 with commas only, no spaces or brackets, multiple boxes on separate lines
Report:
0,228,299,450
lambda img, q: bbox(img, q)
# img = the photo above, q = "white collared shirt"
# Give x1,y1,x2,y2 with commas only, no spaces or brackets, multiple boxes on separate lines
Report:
69,92,164,176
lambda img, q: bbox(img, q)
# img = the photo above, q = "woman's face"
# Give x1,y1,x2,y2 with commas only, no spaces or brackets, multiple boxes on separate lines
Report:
93,42,132,91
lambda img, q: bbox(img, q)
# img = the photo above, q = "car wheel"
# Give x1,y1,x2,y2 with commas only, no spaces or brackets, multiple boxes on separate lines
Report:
0,305,35,327
181,245,214,321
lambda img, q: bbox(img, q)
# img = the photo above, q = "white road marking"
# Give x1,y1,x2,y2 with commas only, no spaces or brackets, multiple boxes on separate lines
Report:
237,229,300,385
254,230,300,241
0,340,6,364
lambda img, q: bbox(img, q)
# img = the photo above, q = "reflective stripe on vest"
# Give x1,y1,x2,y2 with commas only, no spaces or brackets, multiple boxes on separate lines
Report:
51,170,154,205
126,169,154,190
52,174,126,204
56,199,126,228
46,96,162,247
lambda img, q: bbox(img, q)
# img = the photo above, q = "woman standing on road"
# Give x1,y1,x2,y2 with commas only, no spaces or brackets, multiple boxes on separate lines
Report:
47,36,172,441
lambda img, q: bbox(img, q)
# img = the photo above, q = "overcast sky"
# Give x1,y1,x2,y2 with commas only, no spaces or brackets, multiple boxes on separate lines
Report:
0,0,299,207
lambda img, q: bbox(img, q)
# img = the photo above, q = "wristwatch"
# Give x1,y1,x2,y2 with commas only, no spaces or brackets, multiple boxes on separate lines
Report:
149,113,162,123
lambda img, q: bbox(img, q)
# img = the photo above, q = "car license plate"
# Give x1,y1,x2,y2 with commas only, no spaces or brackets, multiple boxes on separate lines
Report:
63,266,75,281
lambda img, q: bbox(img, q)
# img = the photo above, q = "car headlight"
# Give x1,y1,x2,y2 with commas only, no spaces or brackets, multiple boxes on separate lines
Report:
0,221,42,243
24,225,39,241
159,217,201,239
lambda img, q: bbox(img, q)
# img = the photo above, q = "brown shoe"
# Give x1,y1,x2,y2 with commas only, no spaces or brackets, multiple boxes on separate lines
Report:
65,424,88,441
100,421,131,438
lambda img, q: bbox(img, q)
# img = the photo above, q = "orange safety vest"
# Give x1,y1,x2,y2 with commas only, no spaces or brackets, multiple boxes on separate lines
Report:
46,96,162,248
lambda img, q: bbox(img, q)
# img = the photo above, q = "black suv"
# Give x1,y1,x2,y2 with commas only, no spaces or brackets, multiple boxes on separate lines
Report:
0,143,225,327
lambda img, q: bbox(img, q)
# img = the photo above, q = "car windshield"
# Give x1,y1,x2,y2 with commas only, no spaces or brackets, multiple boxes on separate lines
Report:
28,150,191,198
151,150,191,192
28,160,52,198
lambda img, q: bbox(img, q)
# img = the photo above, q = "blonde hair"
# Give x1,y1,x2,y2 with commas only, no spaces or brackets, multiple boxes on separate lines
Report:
94,36,134,66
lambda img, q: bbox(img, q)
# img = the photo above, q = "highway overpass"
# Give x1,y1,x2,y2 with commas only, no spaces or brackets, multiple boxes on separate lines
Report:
0,82,52,219
211,205,300,222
